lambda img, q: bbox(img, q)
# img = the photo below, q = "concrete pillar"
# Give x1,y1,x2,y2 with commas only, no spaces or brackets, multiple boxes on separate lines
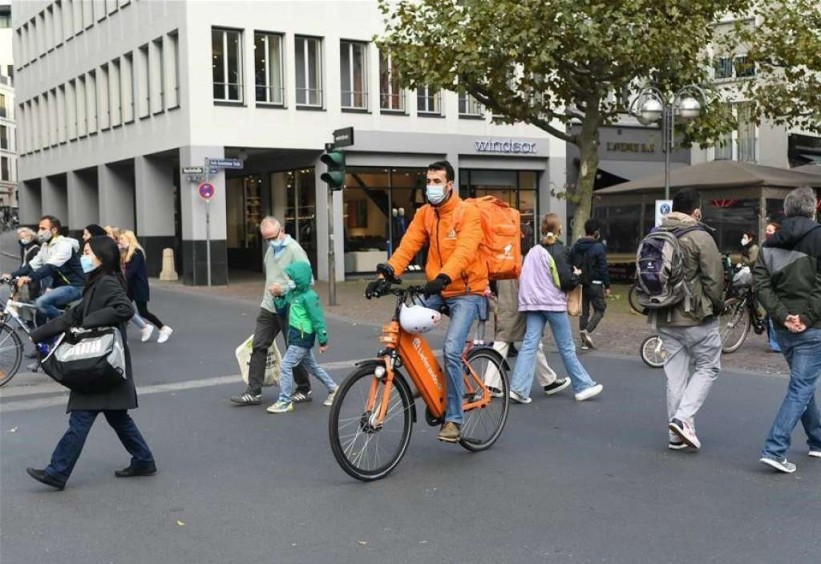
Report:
313,162,344,282
135,155,176,276
98,163,135,230
67,169,99,236
18,179,42,225
178,145,227,285
42,175,69,228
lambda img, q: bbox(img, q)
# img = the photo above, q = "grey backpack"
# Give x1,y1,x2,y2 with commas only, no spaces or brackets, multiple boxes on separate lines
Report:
634,226,701,312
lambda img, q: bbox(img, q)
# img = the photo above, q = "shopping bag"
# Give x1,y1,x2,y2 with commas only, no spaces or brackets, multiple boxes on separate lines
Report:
235,335,282,387
41,327,127,393
567,285,582,317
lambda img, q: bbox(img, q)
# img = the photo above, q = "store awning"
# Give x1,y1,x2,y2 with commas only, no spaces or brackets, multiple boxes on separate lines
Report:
792,163,821,175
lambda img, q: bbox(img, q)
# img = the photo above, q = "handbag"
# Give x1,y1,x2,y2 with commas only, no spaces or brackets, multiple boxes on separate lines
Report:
41,327,127,393
566,285,583,317
235,334,282,387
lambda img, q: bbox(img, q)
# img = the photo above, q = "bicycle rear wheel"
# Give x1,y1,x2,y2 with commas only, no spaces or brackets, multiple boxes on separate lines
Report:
640,334,665,369
0,324,24,386
720,297,750,353
459,348,510,452
328,364,414,482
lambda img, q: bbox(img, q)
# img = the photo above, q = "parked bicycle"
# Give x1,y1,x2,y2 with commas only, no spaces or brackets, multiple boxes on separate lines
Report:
328,278,510,481
639,334,665,369
0,278,42,386
719,266,766,353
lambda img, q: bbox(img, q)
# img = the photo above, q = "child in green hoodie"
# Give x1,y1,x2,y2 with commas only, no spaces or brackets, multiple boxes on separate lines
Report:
267,261,338,413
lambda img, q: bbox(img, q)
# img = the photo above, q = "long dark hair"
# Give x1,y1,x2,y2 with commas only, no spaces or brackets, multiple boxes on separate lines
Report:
86,236,126,290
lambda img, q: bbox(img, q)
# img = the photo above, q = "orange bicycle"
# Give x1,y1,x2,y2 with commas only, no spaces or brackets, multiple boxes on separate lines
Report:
328,279,510,481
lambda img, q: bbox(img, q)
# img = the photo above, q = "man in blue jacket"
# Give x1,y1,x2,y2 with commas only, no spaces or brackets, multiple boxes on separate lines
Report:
570,219,610,350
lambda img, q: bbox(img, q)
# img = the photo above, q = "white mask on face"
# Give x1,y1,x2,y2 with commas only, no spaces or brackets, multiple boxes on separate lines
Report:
741,237,750,246
426,185,447,205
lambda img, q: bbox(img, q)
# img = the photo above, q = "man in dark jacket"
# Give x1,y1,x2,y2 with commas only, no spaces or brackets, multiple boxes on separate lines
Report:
654,190,724,451
570,219,610,349
753,186,821,474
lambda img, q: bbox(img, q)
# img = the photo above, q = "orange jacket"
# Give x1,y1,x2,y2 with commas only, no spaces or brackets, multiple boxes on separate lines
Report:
388,194,488,298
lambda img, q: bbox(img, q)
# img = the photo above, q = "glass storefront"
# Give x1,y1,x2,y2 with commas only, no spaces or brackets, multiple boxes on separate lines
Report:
459,169,539,246
273,168,317,270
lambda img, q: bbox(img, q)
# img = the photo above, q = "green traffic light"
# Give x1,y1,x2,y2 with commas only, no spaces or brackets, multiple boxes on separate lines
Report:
320,171,346,188
320,150,345,190
320,150,345,168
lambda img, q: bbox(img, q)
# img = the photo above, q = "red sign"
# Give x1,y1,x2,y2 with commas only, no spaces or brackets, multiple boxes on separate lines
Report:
198,182,215,200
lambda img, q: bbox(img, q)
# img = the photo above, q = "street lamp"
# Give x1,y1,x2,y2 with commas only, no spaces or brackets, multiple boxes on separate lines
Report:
630,84,708,200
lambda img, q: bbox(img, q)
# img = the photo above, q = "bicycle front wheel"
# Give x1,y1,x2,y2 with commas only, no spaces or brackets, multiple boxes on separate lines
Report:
459,348,510,452
640,334,665,369
720,297,750,353
328,364,414,482
0,324,24,386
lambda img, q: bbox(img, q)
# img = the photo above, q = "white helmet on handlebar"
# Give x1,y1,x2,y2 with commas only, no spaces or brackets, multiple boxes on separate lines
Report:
399,304,441,334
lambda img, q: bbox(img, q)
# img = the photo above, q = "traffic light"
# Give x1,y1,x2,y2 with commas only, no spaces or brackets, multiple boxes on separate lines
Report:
320,149,346,191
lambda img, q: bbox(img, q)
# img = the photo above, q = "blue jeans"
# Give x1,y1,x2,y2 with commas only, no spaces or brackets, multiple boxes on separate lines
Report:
511,310,597,396
36,285,82,320
761,328,821,461
46,410,155,483
277,344,337,404
767,317,781,352
419,294,485,425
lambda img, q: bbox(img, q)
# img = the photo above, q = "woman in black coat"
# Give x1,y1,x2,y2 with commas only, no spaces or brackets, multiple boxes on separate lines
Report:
119,230,173,344
26,236,157,491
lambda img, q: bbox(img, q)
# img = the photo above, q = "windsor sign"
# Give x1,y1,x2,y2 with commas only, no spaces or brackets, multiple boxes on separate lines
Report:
474,139,538,154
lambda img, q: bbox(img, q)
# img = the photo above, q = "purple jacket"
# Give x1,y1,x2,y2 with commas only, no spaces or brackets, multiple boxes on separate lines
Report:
518,243,576,312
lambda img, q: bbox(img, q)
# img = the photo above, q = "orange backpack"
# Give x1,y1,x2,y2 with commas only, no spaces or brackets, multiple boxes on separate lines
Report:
456,196,523,281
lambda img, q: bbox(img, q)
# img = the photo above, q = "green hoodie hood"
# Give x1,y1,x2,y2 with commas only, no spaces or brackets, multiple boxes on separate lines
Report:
284,261,313,291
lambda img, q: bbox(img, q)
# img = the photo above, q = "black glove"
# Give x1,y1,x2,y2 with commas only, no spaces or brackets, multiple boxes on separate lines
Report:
376,263,395,281
365,278,392,299
423,274,451,298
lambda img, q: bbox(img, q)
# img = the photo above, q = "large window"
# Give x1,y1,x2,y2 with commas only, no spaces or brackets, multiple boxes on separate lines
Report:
295,36,323,107
737,103,756,162
458,92,482,117
212,28,243,102
0,93,5,118
340,40,368,110
417,85,441,115
714,57,733,80
254,32,284,105
0,157,8,181
379,52,404,112
0,125,7,150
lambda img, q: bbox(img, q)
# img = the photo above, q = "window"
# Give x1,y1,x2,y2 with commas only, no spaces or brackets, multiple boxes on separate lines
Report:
458,92,482,117
417,85,441,115
150,38,164,112
99,65,110,129
137,44,149,117
32,98,40,149
734,55,756,78
1,157,9,181
212,28,243,102
57,85,67,142
76,76,87,136
0,13,10,29
67,80,77,139
110,59,121,126
714,132,733,160
340,40,368,110
379,51,405,112
87,70,98,133
166,31,180,108
0,93,5,118
122,53,134,122
0,125,7,150
737,103,756,162
49,89,59,145
295,36,323,107
714,57,733,80
254,32,284,105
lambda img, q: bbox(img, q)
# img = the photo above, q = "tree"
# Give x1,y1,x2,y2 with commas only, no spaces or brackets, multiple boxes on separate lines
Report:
378,0,744,240
734,0,821,134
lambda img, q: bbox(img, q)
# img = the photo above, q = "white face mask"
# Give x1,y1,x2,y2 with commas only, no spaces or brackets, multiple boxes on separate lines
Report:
426,184,447,206
741,237,750,246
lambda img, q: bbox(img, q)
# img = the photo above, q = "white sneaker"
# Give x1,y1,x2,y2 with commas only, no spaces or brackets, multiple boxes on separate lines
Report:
575,384,603,402
141,325,155,343
809,450,821,459
157,326,173,344
509,390,532,404
760,457,796,474
323,389,337,407
668,418,701,449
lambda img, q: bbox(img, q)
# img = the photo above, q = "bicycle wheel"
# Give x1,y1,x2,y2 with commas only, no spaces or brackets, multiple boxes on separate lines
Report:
720,297,750,353
0,324,24,386
640,334,665,369
328,363,414,482
627,283,642,314
459,348,510,452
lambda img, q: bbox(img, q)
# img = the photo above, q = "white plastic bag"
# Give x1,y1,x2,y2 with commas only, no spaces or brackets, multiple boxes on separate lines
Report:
235,335,281,387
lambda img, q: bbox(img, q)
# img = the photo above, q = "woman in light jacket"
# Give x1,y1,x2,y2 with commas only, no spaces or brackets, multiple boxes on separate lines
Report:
26,236,156,490
509,213,603,403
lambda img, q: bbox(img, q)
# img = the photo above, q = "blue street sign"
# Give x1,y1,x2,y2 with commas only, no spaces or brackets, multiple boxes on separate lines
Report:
207,158,244,169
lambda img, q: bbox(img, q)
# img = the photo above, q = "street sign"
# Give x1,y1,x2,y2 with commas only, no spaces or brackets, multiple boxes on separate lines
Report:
198,182,215,200
207,158,244,169
182,166,204,174
333,127,354,148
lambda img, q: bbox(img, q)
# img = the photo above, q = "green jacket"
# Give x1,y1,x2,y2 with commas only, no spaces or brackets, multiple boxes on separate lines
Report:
260,236,309,313
275,261,329,347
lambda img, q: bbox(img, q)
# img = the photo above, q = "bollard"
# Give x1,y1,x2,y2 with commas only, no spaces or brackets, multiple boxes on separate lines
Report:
159,248,179,281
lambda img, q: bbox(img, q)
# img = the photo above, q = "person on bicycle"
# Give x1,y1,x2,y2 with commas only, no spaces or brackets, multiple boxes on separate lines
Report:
366,160,486,444
5,215,85,321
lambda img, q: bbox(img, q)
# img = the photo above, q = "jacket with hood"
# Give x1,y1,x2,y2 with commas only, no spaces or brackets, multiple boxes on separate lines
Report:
518,241,578,313
653,212,724,327
387,194,488,298
275,261,329,348
260,235,310,314
12,235,85,289
570,237,610,287
753,216,821,329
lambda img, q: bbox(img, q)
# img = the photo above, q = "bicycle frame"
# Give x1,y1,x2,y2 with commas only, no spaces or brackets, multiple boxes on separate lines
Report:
0,286,37,336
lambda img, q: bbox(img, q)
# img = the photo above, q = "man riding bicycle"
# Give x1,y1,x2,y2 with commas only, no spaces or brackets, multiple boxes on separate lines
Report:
5,215,85,321
366,160,487,444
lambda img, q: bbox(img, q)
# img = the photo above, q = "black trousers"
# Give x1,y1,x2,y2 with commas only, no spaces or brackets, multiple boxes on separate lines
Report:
580,284,607,333
135,301,165,329
247,308,309,394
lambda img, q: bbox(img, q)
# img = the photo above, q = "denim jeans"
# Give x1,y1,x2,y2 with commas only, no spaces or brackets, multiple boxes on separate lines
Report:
419,294,485,425
767,317,781,352
761,328,821,461
511,310,597,396
36,285,82,320
277,344,337,404
46,410,155,483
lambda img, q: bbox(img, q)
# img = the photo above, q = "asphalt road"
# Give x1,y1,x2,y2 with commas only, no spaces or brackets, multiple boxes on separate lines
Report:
0,235,819,564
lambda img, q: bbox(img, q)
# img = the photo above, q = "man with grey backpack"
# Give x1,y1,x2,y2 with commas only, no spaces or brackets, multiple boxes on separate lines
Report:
636,190,724,451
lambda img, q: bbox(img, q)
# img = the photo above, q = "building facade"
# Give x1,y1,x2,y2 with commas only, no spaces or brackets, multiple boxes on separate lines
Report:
0,0,17,218
13,0,566,284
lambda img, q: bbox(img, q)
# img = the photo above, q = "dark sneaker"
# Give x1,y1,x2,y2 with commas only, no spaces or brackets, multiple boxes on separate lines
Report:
668,440,688,450
115,464,157,478
669,418,701,449
230,392,262,406
292,390,313,403
26,468,65,490
543,378,570,396
760,456,796,474
437,422,461,443
580,330,595,349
